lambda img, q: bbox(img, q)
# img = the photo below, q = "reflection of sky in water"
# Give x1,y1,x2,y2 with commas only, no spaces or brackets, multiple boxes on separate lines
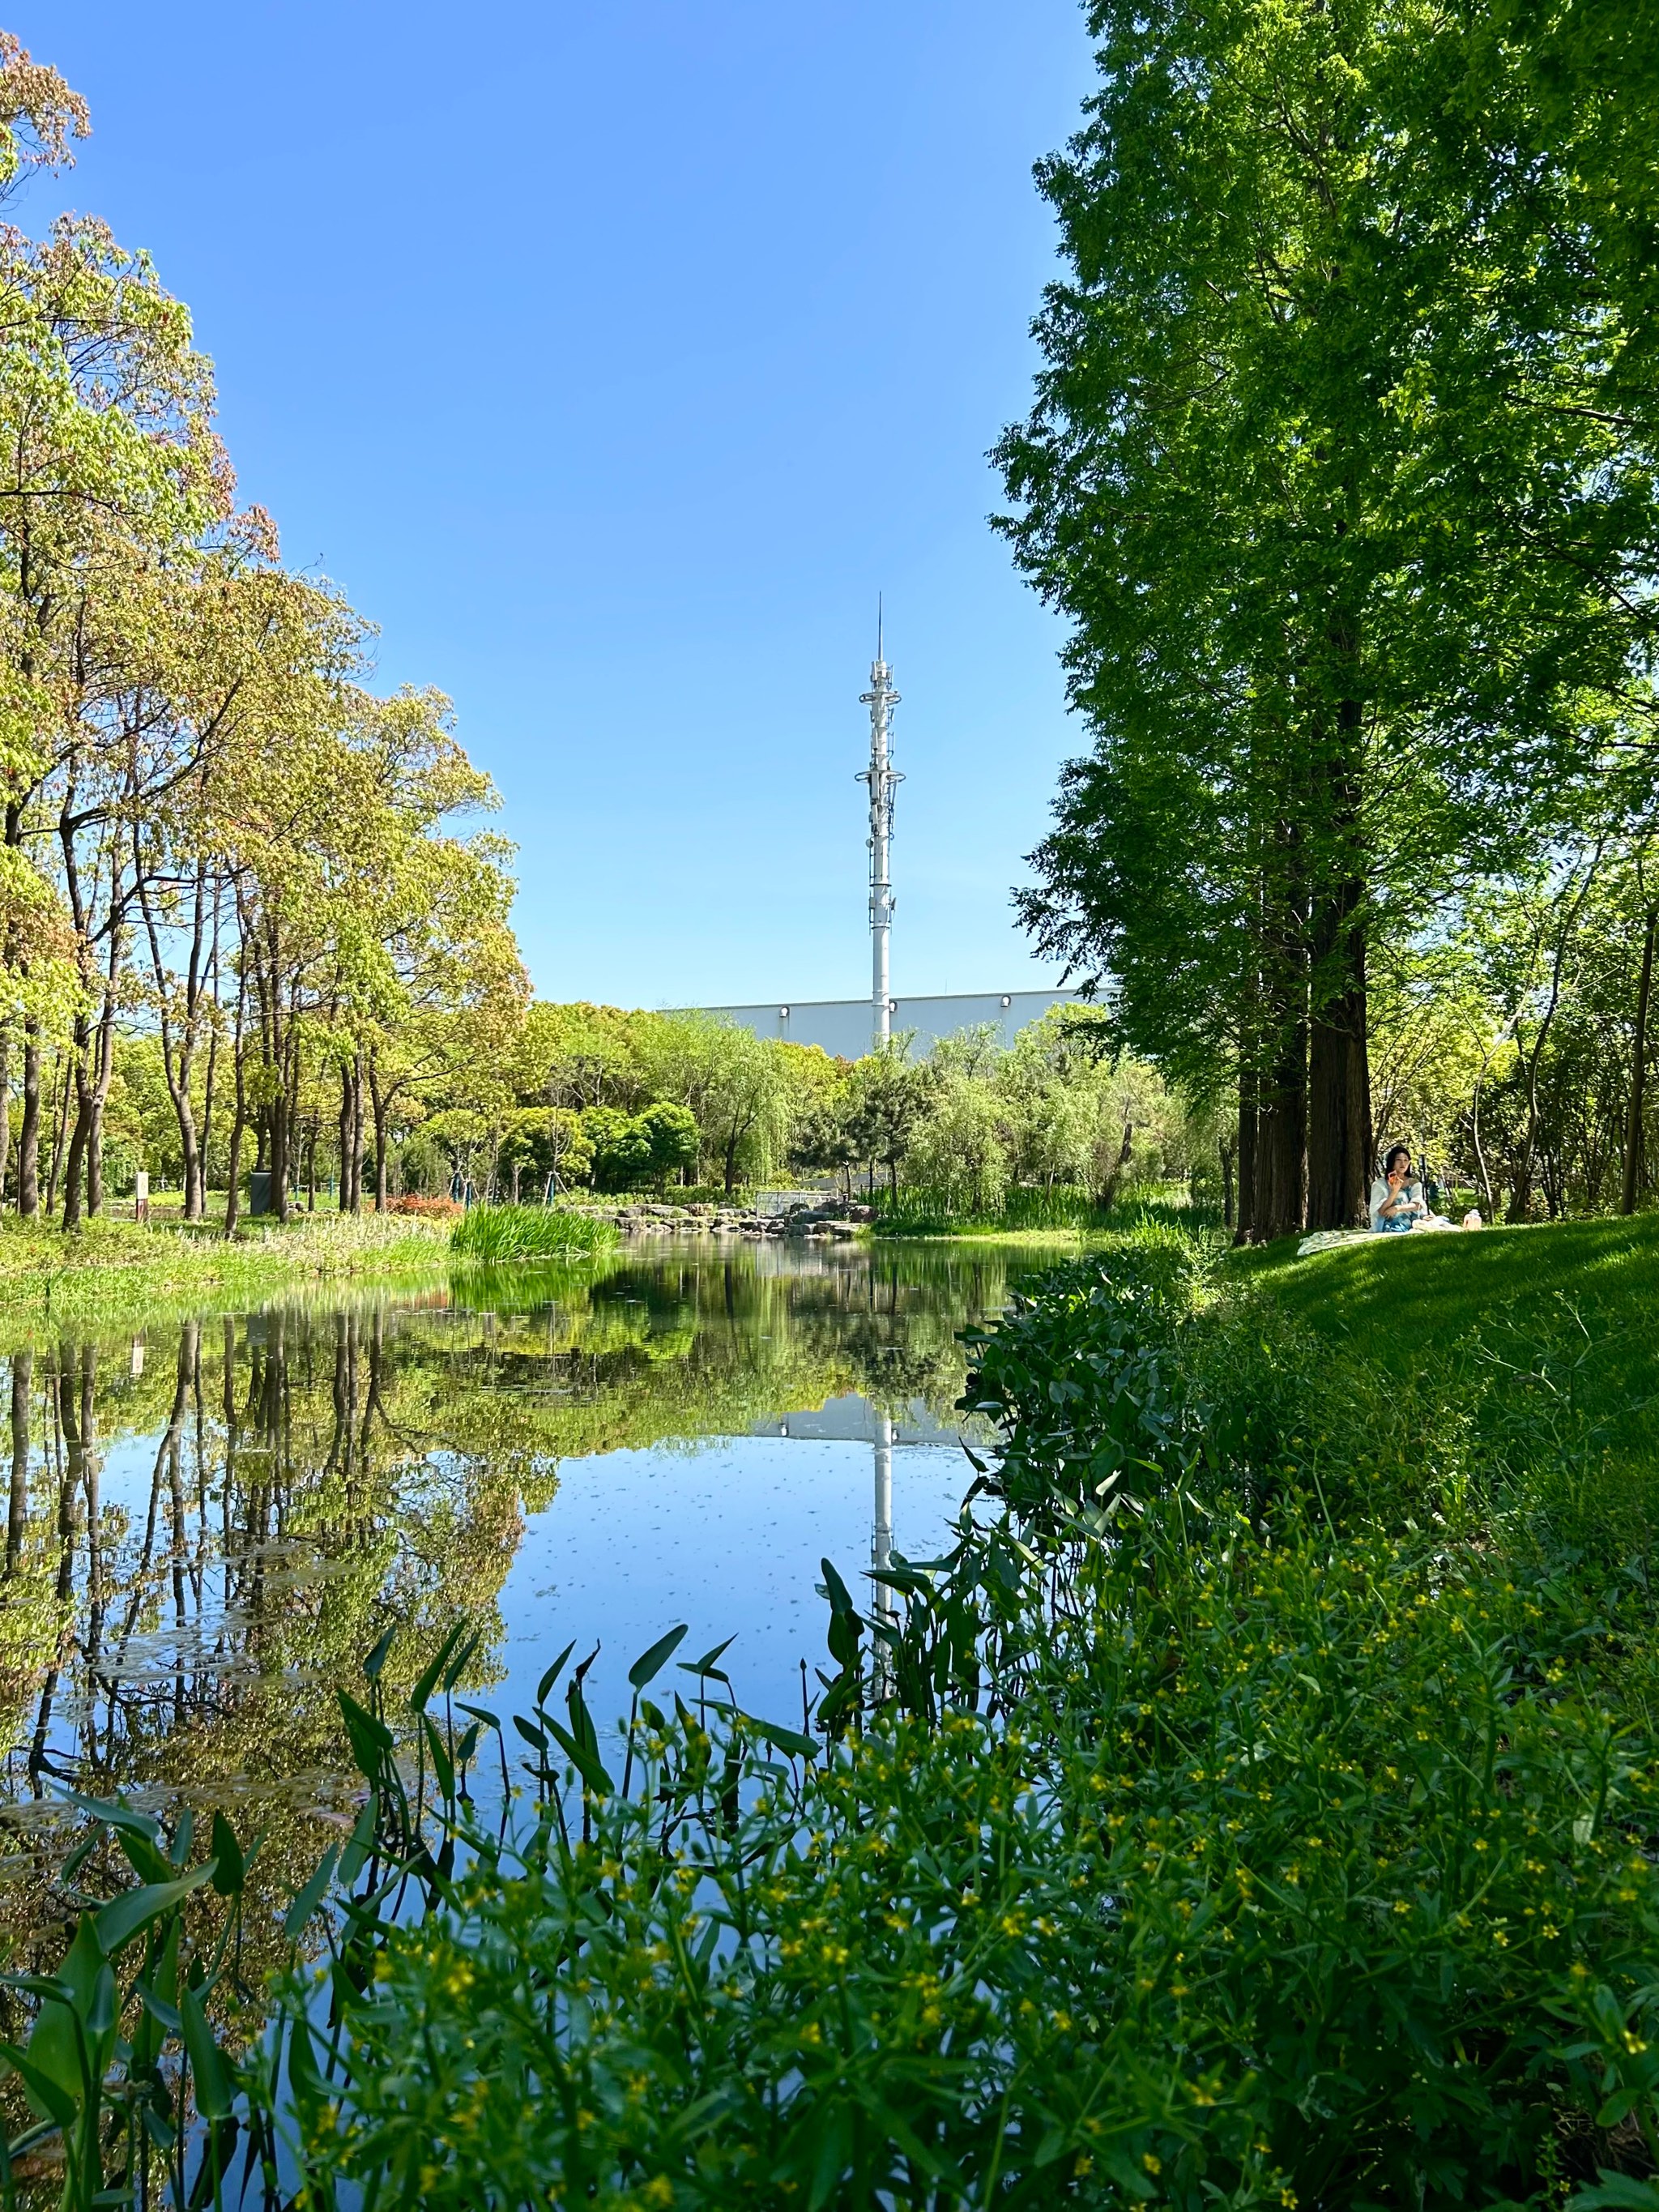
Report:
494,1426,970,1744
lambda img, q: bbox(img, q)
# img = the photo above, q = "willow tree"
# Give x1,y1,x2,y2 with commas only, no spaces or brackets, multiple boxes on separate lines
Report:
997,0,1659,1234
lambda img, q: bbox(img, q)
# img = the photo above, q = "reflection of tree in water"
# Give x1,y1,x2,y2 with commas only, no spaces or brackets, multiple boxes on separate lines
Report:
1,1309,544,1819
0,1241,1060,1838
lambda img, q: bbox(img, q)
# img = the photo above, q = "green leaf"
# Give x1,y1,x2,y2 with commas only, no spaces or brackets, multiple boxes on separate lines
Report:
180,1984,232,2121
63,1790,163,1845
209,1811,246,1898
741,1711,818,1761
441,1627,482,1694
629,1623,689,1690
821,1557,856,1616
409,1620,469,1715
1570,2176,1659,2210
423,1713,456,1803
95,1868,215,1957
535,1642,577,1707
283,1846,340,1940
338,1689,394,1780
0,2038,78,2130
362,1625,397,1684
544,1714,614,1797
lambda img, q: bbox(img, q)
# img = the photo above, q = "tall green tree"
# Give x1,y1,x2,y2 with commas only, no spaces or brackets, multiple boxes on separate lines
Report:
997,0,1659,1235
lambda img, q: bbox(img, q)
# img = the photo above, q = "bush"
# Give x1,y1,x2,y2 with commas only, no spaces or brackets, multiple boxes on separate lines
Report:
383,1193,463,1218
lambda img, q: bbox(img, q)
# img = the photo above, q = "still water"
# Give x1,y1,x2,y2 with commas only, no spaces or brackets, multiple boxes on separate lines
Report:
0,1240,1066,1825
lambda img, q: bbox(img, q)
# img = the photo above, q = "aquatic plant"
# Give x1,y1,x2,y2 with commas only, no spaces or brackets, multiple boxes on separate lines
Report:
449,1204,620,1264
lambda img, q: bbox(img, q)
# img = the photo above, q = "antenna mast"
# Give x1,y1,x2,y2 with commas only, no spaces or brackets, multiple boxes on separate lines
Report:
857,603,902,1052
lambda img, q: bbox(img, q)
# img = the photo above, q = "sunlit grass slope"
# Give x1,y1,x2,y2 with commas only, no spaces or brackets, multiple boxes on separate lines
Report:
1236,1212,1659,1474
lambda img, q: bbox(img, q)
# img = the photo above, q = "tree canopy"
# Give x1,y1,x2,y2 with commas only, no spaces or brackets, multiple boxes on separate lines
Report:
997,0,1659,1235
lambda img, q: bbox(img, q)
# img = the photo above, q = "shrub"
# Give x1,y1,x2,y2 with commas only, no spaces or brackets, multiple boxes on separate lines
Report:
383,1194,463,1218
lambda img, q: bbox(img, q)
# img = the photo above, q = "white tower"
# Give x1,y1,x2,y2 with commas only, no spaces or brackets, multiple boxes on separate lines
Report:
857,607,902,1053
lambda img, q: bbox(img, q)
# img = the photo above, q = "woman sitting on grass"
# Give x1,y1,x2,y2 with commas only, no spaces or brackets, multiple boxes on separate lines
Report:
1371,1146,1427,1232
1369,1146,1479,1232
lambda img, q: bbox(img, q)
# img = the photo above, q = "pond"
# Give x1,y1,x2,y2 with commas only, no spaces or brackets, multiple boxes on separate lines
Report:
0,1238,1071,1840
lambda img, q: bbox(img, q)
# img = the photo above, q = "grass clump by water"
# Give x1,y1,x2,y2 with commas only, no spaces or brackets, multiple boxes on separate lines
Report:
0,1211,452,1345
8,1213,1659,2208
449,1203,620,1263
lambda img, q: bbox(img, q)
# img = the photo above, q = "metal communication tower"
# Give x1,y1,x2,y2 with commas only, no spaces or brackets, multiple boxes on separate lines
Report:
857,606,902,1053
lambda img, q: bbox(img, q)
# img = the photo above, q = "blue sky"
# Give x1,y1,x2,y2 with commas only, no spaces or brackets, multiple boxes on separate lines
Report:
36,2,1096,1008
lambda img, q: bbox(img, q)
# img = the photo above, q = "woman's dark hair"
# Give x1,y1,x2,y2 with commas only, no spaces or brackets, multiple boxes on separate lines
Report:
1384,1144,1411,1175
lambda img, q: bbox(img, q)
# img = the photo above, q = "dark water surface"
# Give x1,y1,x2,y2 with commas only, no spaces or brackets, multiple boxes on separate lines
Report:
0,1239,1068,1830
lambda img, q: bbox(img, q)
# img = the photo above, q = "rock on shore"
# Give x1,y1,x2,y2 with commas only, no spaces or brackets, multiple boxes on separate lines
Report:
582,1198,875,1241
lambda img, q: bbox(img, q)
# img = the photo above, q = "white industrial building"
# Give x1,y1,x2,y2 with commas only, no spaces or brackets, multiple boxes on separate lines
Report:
685,988,1085,1060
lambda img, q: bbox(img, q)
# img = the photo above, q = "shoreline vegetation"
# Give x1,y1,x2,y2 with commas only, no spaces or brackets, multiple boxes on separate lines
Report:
6,1207,1658,2207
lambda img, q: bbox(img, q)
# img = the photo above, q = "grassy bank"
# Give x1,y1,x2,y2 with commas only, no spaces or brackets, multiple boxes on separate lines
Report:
872,1184,1211,1238
0,1211,453,1338
7,1212,1659,2207
1234,1211,1659,1488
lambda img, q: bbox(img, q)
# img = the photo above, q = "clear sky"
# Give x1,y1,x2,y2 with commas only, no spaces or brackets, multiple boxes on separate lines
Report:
34,2,1097,1009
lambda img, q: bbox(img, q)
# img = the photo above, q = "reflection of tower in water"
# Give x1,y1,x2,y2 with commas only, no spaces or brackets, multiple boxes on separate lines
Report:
872,1411,897,1693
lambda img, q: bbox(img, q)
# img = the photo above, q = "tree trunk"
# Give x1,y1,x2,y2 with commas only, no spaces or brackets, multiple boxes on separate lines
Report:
338,1061,354,1215
369,1053,389,1210
271,1086,290,1225
17,1022,41,1219
61,1022,92,1230
1097,1121,1136,1211
177,1084,203,1219
224,974,248,1235
87,986,117,1218
1306,875,1371,1230
1623,906,1657,1216
1235,1068,1258,1244
139,867,207,1219
62,971,118,1228
1256,1026,1308,1242
45,1050,71,1219
348,1052,365,1211
1219,1133,1237,1231
224,1104,246,1233
198,1014,218,1219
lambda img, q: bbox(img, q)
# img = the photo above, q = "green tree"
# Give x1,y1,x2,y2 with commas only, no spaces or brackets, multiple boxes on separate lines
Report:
997,0,1659,1236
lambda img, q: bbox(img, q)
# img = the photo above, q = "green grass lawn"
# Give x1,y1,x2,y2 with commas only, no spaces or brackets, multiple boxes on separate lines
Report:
1234,1211,1659,1475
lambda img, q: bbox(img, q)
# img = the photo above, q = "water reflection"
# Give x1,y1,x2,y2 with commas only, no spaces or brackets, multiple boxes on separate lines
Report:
0,1240,1058,1821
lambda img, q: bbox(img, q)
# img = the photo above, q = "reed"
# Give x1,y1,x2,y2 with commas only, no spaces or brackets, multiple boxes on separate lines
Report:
448,1204,620,1263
